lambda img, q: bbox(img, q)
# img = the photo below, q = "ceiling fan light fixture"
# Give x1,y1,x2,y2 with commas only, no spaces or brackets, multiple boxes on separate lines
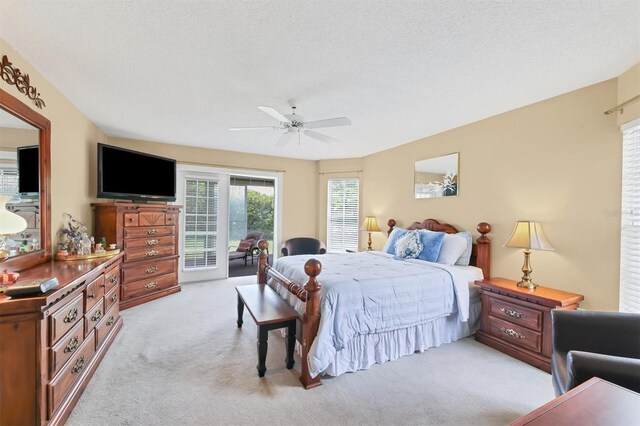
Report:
231,105,351,146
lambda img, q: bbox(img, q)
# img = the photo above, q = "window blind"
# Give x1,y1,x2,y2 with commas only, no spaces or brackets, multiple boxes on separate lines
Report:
620,120,640,313
327,178,359,253
183,178,219,269
0,167,19,196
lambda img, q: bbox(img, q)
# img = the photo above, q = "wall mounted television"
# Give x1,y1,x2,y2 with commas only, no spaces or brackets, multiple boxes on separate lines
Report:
97,143,177,202
17,145,39,197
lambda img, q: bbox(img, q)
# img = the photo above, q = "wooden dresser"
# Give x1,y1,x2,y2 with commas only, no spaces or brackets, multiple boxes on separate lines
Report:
0,254,123,425
475,277,584,373
92,202,181,310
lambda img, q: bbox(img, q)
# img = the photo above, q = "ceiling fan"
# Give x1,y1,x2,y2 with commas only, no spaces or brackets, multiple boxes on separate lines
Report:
230,106,351,146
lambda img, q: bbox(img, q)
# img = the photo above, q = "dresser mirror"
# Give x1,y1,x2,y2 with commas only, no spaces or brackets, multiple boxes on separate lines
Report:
0,88,51,271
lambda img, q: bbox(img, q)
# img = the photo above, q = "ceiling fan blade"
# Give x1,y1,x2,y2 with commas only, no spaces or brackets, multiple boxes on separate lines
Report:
304,130,341,143
229,126,279,131
304,117,351,129
258,106,292,124
276,132,293,147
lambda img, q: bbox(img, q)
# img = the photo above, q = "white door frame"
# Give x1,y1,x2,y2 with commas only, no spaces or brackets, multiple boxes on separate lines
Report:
176,163,283,281
176,166,229,283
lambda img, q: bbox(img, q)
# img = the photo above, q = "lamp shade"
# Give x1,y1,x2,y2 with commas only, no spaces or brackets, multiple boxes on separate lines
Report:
504,221,554,251
0,195,27,235
360,216,381,232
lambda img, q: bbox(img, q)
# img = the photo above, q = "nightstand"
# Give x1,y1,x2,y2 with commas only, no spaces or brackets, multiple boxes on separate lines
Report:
475,277,584,373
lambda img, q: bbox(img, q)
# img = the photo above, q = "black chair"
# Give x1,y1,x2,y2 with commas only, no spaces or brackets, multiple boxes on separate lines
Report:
229,231,265,266
281,237,326,257
245,231,265,256
551,309,640,396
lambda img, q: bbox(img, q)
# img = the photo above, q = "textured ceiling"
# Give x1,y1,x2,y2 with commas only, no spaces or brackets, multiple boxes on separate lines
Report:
1,1,638,160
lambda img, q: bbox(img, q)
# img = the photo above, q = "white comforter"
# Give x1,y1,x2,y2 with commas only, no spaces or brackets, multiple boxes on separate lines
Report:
269,251,471,377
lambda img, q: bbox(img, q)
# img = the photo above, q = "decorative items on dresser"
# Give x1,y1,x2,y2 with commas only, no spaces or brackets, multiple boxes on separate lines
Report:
0,253,123,425
92,202,181,309
475,277,584,373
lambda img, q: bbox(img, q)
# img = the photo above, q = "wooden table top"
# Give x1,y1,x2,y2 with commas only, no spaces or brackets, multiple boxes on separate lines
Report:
510,377,640,426
476,277,584,307
0,253,123,316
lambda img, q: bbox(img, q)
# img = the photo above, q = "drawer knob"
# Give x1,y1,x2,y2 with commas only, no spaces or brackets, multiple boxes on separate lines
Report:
63,308,78,323
72,356,85,374
63,336,79,354
500,326,525,340
499,307,526,319
110,294,118,303
146,239,159,246
144,282,158,289
146,229,158,235
110,275,118,283
92,310,103,322
87,292,95,299
146,250,159,257
145,266,159,274
106,316,115,326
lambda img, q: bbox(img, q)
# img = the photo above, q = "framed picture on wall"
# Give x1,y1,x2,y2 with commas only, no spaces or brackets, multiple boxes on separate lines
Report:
414,153,458,199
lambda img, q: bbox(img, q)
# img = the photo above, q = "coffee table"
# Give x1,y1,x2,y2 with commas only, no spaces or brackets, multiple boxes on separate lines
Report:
510,377,640,425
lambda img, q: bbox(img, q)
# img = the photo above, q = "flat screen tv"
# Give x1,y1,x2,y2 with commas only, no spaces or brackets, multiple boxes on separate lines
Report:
97,143,176,202
17,145,39,197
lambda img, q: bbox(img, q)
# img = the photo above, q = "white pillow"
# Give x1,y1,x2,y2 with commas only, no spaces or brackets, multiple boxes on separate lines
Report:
437,233,468,265
455,231,473,266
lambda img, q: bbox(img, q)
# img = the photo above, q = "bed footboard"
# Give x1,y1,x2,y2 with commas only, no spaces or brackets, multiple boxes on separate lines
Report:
257,240,322,389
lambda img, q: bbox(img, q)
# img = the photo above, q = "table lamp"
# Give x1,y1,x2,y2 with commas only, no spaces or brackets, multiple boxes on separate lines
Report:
0,195,28,261
504,221,554,289
361,216,381,251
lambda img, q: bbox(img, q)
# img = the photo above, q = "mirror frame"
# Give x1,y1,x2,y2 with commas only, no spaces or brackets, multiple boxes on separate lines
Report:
0,87,51,271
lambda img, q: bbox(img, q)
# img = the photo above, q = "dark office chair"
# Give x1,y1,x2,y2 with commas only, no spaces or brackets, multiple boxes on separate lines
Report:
551,309,640,396
281,237,326,257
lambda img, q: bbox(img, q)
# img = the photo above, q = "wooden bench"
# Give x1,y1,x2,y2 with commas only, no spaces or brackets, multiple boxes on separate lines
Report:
236,284,299,377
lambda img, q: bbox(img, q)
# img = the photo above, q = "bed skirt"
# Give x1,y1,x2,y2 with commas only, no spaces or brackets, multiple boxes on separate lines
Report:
320,298,481,376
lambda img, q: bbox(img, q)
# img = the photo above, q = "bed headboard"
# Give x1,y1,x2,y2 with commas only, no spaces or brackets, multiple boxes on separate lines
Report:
386,218,492,279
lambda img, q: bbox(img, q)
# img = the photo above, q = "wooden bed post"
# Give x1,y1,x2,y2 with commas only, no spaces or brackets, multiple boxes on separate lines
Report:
257,240,268,284
476,222,492,279
300,259,322,389
387,219,396,236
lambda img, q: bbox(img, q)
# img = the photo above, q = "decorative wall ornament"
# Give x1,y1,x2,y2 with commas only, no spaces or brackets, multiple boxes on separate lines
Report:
1,55,46,109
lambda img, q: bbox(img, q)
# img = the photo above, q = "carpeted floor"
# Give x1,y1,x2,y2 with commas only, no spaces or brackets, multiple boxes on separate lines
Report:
67,277,555,426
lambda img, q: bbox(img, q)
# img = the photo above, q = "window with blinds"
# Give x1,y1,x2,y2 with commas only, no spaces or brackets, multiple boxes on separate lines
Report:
0,167,19,196
620,120,640,313
327,178,359,252
183,178,219,269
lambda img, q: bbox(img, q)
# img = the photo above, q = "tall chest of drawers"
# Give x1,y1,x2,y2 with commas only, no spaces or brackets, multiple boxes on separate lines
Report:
475,277,584,373
92,202,182,309
0,254,123,425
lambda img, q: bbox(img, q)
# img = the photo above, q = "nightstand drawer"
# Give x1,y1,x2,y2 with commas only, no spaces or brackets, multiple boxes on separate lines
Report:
489,297,542,332
489,316,542,353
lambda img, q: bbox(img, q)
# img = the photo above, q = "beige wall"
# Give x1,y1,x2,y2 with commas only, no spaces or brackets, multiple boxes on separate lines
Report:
1,38,109,242
106,137,317,241
0,127,39,149
617,62,640,125
362,79,621,310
